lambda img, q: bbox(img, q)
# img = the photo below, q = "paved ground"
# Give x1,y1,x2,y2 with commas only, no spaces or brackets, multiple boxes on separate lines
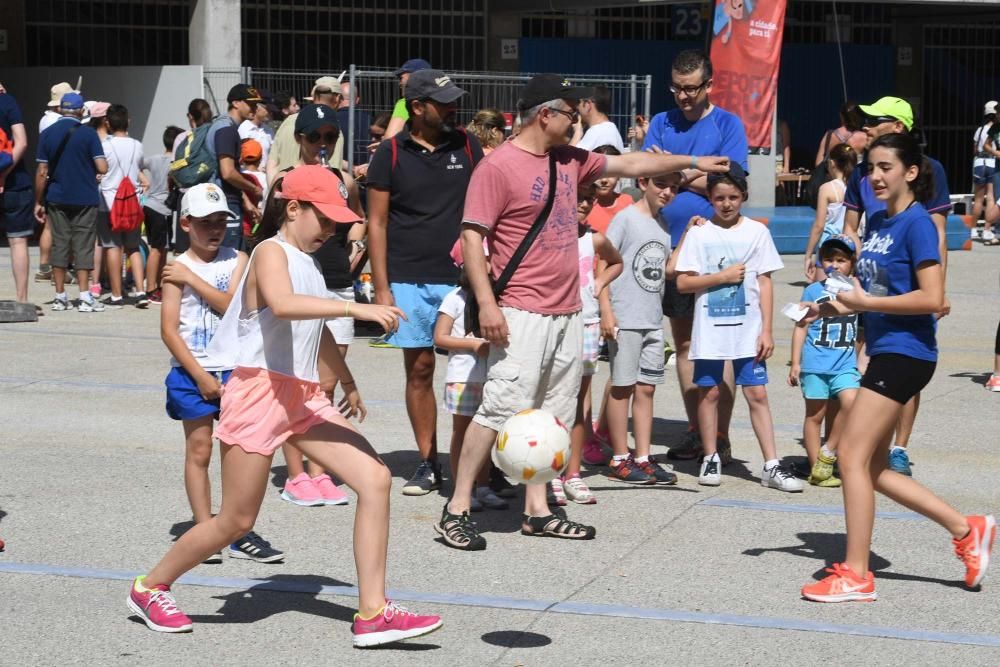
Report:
1,245,999,666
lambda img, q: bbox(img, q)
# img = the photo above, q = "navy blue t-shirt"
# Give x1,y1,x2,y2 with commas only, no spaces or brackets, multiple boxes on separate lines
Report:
36,117,105,206
856,202,940,362
0,93,32,192
642,106,749,246
845,153,952,218
210,116,242,213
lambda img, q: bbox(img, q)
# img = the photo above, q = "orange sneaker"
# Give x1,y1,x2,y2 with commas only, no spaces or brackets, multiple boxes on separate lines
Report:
953,514,997,588
801,562,877,603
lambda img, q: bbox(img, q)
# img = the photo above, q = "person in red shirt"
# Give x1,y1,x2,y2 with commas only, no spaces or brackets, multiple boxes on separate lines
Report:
582,145,633,234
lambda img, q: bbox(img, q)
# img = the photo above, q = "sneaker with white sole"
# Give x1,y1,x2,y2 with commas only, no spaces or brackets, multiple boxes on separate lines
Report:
312,473,350,506
281,472,326,506
352,600,442,648
762,464,804,492
127,576,193,632
77,297,104,313
51,297,73,311
547,477,567,506
987,374,1000,392
229,530,285,562
563,475,596,504
698,454,722,486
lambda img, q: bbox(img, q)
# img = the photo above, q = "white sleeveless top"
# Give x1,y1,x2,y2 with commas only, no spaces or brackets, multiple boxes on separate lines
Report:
578,231,600,324
822,179,847,241
171,246,239,371
205,237,329,382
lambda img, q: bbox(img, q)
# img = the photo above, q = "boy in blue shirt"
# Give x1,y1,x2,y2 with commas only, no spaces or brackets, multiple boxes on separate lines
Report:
788,235,860,488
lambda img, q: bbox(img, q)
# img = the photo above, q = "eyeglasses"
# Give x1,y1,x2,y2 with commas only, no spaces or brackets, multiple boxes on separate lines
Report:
305,130,339,144
669,80,711,97
547,107,580,123
863,115,898,127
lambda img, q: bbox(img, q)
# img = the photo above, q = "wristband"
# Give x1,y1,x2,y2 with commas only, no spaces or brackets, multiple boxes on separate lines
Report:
344,301,351,318
690,155,698,169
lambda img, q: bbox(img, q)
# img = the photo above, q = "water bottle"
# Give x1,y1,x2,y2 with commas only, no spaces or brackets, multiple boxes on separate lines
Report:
823,267,854,296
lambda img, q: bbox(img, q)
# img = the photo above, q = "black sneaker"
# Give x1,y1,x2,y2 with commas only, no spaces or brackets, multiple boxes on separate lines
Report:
134,292,149,309
489,466,518,498
402,460,442,496
434,503,486,550
637,458,678,485
667,430,702,460
717,435,733,466
228,531,285,563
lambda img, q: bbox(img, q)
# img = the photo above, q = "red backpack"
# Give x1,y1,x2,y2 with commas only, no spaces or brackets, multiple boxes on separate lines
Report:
110,177,143,232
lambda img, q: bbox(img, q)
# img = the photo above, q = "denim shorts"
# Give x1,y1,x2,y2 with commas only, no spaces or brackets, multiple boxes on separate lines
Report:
1,188,35,239
165,366,232,421
799,368,861,400
694,357,768,387
386,282,456,348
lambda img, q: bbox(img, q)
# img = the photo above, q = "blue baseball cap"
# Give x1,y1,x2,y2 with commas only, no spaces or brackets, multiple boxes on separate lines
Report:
394,59,431,77
820,234,856,256
59,92,85,111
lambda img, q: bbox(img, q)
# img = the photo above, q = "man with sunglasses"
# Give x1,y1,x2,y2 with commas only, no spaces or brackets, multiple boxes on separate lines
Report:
208,84,264,249
268,75,346,182
842,96,952,478
367,69,484,497
642,49,749,463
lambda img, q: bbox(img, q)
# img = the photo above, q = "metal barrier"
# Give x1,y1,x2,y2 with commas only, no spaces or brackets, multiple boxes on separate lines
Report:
202,67,251,116
243,66,652,171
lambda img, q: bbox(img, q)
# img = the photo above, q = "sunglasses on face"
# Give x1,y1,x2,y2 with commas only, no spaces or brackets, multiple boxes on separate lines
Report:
864,115,898,127
547,107,580,123
305,130,338,144
669,80,710,97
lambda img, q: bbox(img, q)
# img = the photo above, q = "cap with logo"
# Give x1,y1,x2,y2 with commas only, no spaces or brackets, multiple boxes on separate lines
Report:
295,104,340,137
404,69,466,103
820,234,857,257
393,59,432,77
48,82,75,108
279,165,361,224
986,100,998,116
517,74,595,112
227,84,263,104
707,161,749,195
859,96,914,131
59,93,85,112
180,183,237,219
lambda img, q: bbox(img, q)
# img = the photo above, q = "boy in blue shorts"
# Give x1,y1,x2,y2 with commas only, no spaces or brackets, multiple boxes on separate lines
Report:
160,183,283,563
788,235,860,487
670,164,803,491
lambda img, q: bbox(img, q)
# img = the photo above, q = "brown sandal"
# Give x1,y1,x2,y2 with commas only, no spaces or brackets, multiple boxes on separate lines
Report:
521,513,596,540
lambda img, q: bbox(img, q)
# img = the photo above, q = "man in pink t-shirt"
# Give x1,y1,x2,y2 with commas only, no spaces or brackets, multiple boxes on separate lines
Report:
435,74,731,551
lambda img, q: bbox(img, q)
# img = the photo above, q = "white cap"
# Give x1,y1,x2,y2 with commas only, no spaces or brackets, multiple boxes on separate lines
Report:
180,184,236,219
986,100,998,115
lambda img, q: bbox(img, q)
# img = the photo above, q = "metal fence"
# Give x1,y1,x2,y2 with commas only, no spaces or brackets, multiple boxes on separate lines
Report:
214,66,651,172
202,67,252,117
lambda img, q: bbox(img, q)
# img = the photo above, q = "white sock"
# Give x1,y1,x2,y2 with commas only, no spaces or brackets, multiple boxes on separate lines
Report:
891,445,906,452
764,458,779,470
704,452,720,463
611,454,629,465
79,291,93,303
820,444,835,459
634,455,649,463
56,292,67,301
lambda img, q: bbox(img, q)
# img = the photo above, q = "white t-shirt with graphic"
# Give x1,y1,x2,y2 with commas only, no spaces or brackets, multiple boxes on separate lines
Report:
674,217,783,360
438,287,487,383
171,246,239,372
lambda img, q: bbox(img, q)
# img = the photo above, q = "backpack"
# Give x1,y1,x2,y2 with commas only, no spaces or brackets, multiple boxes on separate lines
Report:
108,140,144,232
0,127,13,174
170,124,216,187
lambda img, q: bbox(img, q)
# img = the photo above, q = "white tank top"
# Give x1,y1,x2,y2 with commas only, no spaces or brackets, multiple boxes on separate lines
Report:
171,246,239,371
822,179,847,240
577,232,600,323
205,237,329,382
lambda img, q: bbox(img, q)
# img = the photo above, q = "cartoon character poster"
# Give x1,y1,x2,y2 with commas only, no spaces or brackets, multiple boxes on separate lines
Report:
710,0,786,150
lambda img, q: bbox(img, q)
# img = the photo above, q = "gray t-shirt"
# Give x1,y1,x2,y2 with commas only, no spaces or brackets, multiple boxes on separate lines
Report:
143,153,172,215
606,205,669,329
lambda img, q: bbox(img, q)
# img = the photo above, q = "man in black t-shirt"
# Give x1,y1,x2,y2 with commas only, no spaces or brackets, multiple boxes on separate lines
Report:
367,70,483,496
209,84,263,249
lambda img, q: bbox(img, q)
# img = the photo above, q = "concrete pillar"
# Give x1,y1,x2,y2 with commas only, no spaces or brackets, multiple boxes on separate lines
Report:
0,0,27,66
189,0,241,68
487,10,521,73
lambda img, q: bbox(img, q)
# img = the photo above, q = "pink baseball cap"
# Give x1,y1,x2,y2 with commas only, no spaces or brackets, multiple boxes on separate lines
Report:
279,165,361,224
449,237,489,267
86,101,110,118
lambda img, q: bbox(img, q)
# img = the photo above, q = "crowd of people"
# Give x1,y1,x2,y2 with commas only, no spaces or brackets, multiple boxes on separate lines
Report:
0,50,995,646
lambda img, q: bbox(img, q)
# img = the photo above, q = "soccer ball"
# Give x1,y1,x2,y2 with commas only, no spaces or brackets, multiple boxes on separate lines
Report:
491,409,570,485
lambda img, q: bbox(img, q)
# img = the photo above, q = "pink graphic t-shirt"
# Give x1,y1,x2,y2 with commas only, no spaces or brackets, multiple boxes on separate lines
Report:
462,141,607,315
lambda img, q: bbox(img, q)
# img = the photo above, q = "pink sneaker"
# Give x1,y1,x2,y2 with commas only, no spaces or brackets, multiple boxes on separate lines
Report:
583,437,610,466
126,576,193,633
352,600,442,648
89,283,102,299
281,472,325,507
312,473,350,506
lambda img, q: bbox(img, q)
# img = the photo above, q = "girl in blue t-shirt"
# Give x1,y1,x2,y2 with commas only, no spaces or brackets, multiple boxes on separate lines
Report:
799,132,995,603
788,235,860,489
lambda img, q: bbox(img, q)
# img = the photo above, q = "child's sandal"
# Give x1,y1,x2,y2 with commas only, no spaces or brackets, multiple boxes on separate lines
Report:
521,513,596,540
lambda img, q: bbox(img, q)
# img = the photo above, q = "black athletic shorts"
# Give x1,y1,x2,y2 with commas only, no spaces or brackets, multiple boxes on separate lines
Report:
143,206,172,249
662,278,694,319
861,353,935,404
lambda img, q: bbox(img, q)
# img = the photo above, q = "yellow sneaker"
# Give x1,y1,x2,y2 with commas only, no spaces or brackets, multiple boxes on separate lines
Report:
810,452,837,482
809,474,842,488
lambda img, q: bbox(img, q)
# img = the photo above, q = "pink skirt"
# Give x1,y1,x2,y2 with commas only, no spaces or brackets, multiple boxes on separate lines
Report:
215,366,349,455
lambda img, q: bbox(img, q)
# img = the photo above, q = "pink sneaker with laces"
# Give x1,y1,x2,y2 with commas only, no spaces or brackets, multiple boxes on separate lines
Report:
352,600,442,647
126,576,193,632
312,473,350,506
583,437,610,466
281,472,325,506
